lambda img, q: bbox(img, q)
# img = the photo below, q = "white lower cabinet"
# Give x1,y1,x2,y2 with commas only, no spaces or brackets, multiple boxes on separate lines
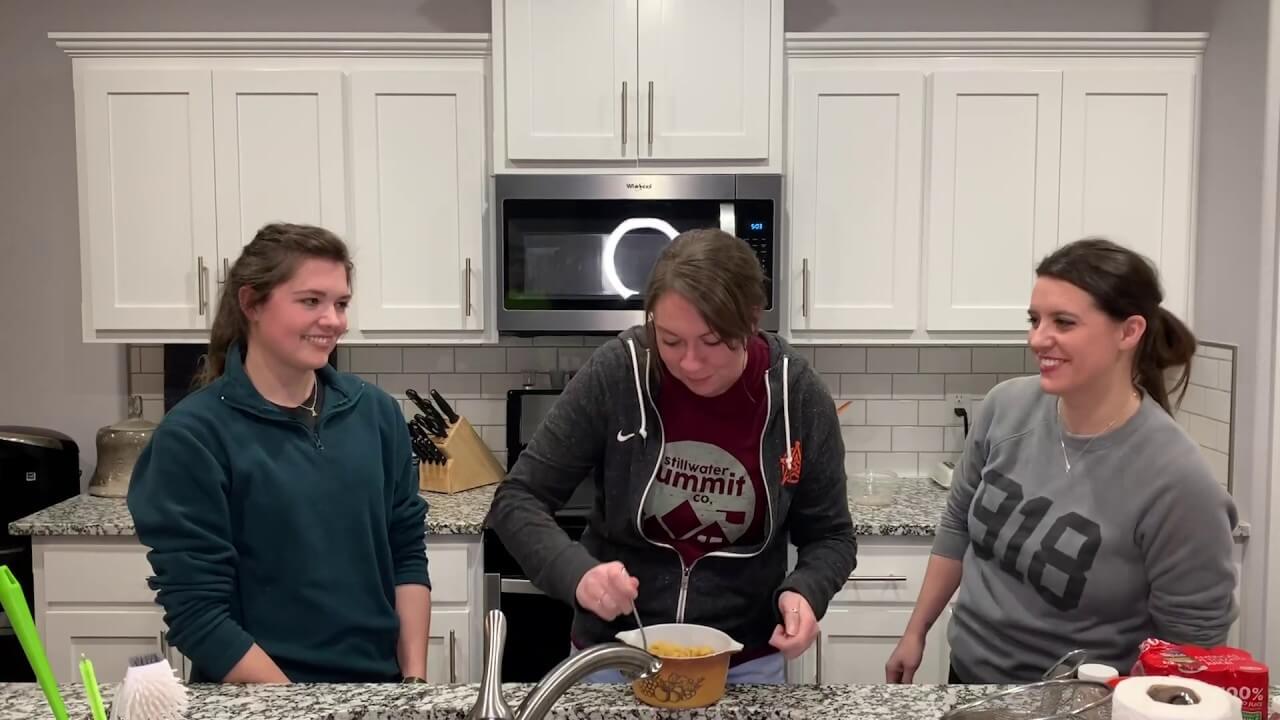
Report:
32,535,481,684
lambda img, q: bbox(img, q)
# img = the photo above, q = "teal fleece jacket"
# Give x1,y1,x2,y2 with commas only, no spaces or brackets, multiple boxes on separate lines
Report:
127,345,429,682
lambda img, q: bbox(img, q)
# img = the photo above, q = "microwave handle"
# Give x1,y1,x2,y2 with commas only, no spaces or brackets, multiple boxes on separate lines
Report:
719,203,735,234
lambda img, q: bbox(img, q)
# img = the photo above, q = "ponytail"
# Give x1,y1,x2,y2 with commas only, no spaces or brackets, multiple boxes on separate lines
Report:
1134,307,1197,414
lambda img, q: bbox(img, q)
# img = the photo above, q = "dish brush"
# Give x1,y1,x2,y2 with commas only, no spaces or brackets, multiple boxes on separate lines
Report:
108,653,188,720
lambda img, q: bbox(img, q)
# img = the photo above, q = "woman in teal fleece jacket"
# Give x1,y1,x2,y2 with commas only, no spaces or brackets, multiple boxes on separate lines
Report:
487,229,856,684
127,223,431,683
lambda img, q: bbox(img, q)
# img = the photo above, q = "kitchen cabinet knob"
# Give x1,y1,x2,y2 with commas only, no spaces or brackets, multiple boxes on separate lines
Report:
464,258,472,318
197,256,208,316
448,629,457,684
621,81,628,153
846,575,908,583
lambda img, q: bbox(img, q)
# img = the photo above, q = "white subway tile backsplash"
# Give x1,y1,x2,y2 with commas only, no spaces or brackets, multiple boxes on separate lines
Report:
841,374,893,399
427,374,483,398
480,424,507,453
508,347,559,373
356,372,379,385
893,374,943,399
349,347,404,373
1202,388,1231,423
1197,344,1232,361
842,453,868,476
1204,448,1230,487
842,426,892,452
140,347,164,373
836,399,866,426
866,400,917,426
141,398,165,423
375,373,430,396
403,348,455,373
455,399,505,426
945,374,999,397
867,348,918,373
1190,358,1218,388
335,347,351,372
794,347,816,365
972,347,1025,373
819,373,841,396
499,335,533,346
482,373,530,396
918,400,962,427
816,348,866,373
1024,348,1040,373
129,347,142,373
919,348,971,373
535,335,580,346
1217,360,1234,391
918,453,954,478
944,426,966,453
893,426,943,452
455,348,507,373
865,452,917,476
130,373,163,396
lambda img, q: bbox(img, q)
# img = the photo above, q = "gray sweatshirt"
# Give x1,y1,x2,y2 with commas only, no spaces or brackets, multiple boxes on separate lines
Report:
934,376,1238,683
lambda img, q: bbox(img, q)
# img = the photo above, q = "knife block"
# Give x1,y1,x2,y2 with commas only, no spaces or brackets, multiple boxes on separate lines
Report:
417,416,506,494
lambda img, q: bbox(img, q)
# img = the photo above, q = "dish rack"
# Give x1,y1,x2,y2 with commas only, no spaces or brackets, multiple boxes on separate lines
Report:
417,415,506,494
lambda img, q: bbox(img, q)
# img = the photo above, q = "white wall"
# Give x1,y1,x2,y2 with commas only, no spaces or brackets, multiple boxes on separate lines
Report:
786,0,1154,31
1154,0,1276,662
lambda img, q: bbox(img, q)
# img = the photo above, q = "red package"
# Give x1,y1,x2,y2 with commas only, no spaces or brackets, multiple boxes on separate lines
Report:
1132,638,1270,720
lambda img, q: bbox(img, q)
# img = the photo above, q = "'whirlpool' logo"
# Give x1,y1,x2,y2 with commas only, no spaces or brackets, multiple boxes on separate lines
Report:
626,183,653,190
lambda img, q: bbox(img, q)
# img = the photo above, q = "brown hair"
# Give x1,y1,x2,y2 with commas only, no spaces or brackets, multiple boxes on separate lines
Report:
195,223,352,386
1035,238,1196,414
643,228,766,349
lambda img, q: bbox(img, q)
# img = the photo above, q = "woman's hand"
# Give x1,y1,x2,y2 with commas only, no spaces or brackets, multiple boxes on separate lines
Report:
885,631,926,683
575,561,639,621
768,591,818,659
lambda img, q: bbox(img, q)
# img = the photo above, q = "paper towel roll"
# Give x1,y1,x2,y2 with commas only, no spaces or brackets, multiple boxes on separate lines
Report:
1112,676,1242,720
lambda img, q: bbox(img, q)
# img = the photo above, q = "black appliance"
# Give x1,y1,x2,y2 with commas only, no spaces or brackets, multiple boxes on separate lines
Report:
482,388,594,682
0,427,81,681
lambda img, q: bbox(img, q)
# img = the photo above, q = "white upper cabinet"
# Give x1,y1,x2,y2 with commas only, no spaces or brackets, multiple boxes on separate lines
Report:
925,70,1062,333
1058,68,1196,322
785,34,1202,342
502,0,637,160
493,0,780,170
80,69,218,332
212,70,348,284
637,0,771,160
58,35,491,343
348,68,486,333
788,70,924,332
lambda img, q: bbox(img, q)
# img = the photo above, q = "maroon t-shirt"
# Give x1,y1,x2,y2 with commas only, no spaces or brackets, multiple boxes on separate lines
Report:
640,335,771,567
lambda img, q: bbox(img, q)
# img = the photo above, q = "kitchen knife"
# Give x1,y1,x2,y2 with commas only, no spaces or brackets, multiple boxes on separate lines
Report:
411,435,436,464
405,388,436,419
417,434,447,466
412,413,446,439
430,389,459,425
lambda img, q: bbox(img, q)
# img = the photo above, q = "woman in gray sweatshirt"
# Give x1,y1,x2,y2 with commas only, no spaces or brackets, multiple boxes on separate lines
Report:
886,238,1238,684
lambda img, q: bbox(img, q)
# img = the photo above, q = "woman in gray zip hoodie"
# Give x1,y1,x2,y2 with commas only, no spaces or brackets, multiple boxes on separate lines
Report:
487,229,856,683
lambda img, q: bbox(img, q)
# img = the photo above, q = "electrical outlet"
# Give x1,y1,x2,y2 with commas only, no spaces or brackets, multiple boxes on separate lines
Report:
948,393,969,411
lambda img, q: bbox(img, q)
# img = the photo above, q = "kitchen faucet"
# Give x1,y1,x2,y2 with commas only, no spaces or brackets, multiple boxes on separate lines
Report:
465,610,663,720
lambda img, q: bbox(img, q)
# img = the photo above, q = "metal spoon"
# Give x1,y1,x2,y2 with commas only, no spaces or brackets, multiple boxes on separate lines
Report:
632,605,648,651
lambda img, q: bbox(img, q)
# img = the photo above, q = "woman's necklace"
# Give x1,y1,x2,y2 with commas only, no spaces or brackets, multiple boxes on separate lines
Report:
298,381,320,417
1057,391,1138,473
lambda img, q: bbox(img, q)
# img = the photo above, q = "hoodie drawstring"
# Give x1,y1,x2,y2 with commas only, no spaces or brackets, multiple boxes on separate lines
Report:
781,355,793,470
626,338,648,442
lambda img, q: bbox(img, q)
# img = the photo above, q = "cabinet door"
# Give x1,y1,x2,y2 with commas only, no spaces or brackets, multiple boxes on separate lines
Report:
212,70,347,284
349,69,486,332
427,609,471,684
81,69,217,331
1059,68,1195,322
637,0,771,160
789,69,924,331
926,71,1062,332
503,0,638,160
43,610,167,684
816,606,914,684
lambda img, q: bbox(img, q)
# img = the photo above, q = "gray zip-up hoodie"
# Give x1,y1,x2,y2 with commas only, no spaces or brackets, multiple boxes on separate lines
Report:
486,327,856,653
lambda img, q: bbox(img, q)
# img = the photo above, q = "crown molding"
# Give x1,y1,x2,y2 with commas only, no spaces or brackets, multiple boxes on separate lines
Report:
49,32,490,58
786,32,1208,57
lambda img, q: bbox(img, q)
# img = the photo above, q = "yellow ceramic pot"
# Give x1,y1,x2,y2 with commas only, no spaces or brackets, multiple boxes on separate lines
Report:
616,623,743,709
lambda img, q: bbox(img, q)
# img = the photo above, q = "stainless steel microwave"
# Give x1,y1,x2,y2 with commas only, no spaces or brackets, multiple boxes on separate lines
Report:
495,174,782,335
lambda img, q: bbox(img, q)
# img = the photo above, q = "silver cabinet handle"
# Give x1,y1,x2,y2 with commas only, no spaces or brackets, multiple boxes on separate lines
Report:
647,81,654,153
801,258,810,318
621,81,628,152
815,629,822,685
847,575,908,583
464,258,472,317
197,256,208,315
448,630,457,683
221,257,230,285
158,630,169,657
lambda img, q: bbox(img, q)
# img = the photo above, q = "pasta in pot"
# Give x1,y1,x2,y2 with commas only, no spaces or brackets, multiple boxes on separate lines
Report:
648,641,714,658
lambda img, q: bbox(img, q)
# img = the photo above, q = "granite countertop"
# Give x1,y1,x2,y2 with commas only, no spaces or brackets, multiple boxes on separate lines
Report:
7,478,951,539
0,681,1034,720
